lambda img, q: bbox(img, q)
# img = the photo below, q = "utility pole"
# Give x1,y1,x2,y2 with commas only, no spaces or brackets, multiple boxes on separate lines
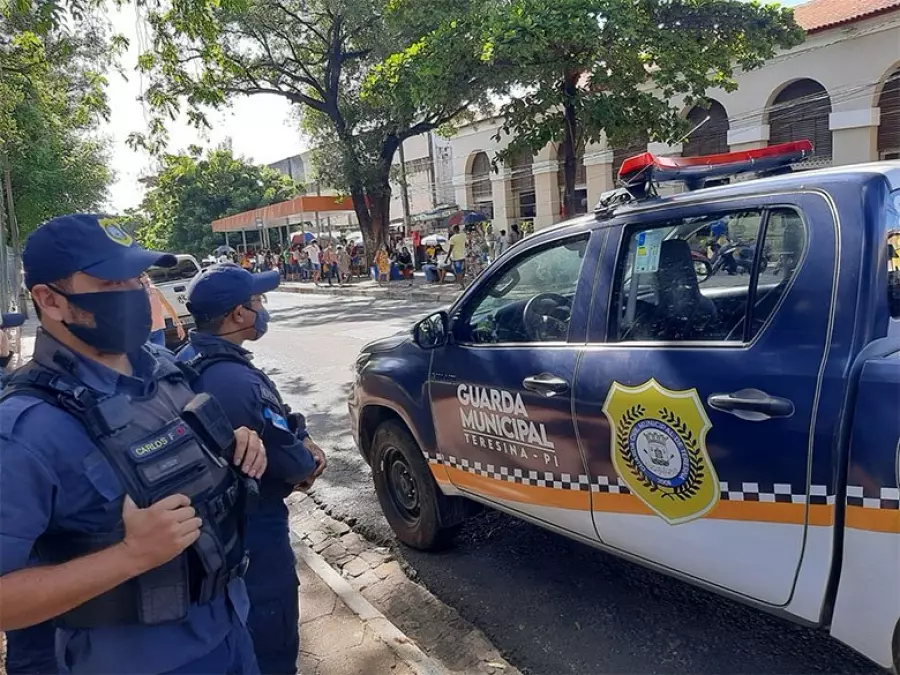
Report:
426,132,439,209
398,140,412,235
0,172,8,312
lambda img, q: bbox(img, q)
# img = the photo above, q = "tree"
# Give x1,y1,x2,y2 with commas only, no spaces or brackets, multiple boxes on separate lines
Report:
137,146,297,257
481,0,805,218
1,1,122,234
135,0,500,263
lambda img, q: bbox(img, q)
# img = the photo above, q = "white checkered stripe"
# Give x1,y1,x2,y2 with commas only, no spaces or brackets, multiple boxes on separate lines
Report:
718,482,837,505
426,454,896,510
846,485,900,510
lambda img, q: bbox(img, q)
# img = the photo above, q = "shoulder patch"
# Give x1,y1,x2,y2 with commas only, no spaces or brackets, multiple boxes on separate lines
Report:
263,407,290,432
256,382,282,409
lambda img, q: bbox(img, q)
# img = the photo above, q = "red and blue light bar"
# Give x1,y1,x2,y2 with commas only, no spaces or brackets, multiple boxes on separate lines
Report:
617,140,814,190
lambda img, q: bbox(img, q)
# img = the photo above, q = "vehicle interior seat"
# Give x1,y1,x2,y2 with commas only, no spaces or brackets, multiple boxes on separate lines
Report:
630,239,719,341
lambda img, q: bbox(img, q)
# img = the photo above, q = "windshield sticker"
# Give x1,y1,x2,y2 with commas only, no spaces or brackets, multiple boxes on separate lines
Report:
602,378,720,524
634,230,663,274
456,384,558,467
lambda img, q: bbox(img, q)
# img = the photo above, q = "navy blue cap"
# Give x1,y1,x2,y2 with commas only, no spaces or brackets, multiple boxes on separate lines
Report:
186,263,280,322
22,214,176,289
0,313,25,328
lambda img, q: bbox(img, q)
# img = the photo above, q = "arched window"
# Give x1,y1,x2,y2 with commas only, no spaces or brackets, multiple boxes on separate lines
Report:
878,68,900,160
509,151,536,219
683,101,730,157
470,152,492,201
769,79,832,162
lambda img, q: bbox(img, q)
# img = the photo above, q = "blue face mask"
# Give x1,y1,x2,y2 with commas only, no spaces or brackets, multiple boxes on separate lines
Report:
251,306,270,340
52,286,152,354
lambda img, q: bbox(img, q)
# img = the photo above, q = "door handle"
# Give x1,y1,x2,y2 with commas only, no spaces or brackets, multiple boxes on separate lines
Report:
707,389,795,421
173,285,186,292
523,373,569,397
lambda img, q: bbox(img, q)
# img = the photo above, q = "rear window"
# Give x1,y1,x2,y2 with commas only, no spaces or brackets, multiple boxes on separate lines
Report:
147,258,200,284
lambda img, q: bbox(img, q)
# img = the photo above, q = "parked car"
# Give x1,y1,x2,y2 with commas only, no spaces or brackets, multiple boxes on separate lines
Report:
146,253,201,349
349,142,900,671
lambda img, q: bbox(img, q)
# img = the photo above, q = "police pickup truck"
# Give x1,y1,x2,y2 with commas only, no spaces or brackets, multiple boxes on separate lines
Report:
146,253,201,348
349,141,900,670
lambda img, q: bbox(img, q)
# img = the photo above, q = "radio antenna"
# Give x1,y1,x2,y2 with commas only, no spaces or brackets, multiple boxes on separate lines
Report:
673,115,711,147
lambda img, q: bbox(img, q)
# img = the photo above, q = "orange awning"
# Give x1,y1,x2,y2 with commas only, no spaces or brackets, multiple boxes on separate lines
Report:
211,195,357,233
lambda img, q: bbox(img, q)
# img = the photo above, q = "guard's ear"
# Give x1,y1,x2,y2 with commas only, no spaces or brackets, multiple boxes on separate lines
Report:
31,284,69,323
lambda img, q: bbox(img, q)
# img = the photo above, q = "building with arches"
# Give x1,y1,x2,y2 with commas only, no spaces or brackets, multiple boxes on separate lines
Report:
445,0,900,232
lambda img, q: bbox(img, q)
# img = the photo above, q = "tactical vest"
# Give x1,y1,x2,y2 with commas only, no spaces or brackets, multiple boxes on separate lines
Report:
0,342,256,628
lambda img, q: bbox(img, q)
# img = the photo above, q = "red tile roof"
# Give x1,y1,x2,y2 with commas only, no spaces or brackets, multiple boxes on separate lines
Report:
794,0,900,33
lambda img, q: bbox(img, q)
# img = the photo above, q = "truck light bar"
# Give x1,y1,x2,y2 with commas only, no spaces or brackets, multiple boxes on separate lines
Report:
618,140,814,190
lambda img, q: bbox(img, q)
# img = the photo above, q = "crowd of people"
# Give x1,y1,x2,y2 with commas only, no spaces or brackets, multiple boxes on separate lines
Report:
219,239,365,286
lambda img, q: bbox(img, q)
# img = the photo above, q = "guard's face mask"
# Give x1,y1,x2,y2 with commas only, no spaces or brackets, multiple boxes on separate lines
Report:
249,306,270,340
50,285,152,354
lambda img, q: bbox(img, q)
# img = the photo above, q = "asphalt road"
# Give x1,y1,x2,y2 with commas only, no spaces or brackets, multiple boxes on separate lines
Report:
256,291,881,675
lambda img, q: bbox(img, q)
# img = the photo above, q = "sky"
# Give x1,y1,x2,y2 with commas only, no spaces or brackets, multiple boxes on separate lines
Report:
104,5,306,212
103,0,809,212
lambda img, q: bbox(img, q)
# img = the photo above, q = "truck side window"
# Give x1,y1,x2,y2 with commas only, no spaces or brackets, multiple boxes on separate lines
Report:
456,236,588,345
889,230,900,319
611,208,804,343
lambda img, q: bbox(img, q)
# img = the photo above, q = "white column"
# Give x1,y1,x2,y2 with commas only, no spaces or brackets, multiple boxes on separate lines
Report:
452,175,468,210
584,147,615,212
830,108,881,166
490,167,515,232
727,125,769,152
532,158,560,230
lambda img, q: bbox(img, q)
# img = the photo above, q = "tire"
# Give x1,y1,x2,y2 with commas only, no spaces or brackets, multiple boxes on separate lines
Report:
371,420,461,550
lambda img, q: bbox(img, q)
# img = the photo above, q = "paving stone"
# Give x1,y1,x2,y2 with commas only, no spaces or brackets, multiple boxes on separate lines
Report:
312,538,332,554
297,651,320,675
305,530,328,546
353,570,382,591
358,548,389,567
299,575,336,624
342,557,370,578
319,542,347,564
374,560,403,580
325,519,350,536
313,628,413,675
334,555,356,568
301,614,365,657
339,531,366,555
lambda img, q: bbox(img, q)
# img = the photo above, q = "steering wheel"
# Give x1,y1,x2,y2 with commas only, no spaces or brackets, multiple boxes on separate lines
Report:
523,293,572,341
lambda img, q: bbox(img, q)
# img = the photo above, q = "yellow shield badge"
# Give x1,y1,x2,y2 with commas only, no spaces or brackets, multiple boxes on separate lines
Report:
98,218,134,247
602,378,719,525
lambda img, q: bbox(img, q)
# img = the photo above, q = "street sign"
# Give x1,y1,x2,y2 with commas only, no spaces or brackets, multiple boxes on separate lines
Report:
255,217,264,229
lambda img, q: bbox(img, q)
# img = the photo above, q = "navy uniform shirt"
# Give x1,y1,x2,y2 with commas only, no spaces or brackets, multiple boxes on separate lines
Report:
0,331,250,675
177,332,317,510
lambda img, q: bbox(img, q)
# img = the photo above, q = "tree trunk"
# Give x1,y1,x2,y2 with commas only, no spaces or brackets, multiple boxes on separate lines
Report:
560,73,580,220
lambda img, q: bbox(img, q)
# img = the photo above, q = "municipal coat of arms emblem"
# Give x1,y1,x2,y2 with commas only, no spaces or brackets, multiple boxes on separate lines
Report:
602,378,720,525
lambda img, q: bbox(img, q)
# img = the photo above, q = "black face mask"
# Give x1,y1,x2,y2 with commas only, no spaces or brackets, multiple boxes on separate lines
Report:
51,286,152,354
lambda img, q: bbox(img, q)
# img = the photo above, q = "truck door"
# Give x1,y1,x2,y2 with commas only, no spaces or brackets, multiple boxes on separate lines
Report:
573,195,837,606
429,231,599,540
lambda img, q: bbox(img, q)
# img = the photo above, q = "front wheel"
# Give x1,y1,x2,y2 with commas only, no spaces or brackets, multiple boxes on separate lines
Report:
371,420,463,550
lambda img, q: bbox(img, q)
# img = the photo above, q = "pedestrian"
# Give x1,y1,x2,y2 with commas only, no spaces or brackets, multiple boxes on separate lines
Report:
0,213,267,675
336,245,351,285
177,263,327,674
304,239,322,286
495,229,510,258
446,224,467,288
396,246,414,286
322,243,338,287
142,272,185,348
374,245,391,284
509,223,522,246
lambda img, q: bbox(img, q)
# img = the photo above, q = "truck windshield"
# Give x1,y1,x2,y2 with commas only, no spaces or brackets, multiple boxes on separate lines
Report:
147,258,199,284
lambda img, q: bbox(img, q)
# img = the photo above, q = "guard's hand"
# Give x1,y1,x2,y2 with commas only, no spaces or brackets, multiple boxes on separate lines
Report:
304,438,327,478
176,323,186,341
120,494,201,574
233,427,266,479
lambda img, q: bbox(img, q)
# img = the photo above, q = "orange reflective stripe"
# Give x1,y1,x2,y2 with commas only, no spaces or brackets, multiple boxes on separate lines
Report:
845,506,900,533
442,465,591,511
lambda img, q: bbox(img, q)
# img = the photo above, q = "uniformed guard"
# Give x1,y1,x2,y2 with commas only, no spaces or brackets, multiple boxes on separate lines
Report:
0,214,268,674
177,263,327,674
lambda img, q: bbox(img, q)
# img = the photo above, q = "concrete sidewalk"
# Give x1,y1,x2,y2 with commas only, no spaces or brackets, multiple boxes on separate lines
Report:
296,546,444,675
279,276,462,304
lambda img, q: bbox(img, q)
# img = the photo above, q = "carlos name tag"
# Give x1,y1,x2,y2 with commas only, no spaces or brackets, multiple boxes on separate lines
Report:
264,407,291,432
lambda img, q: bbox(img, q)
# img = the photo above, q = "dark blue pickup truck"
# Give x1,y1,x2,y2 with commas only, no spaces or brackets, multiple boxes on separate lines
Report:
349,144,900,670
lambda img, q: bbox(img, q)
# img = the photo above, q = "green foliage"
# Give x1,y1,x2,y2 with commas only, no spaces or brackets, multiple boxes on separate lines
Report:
137,146,297,257
1,0,121,234
481,0,805,213
135,0,499,259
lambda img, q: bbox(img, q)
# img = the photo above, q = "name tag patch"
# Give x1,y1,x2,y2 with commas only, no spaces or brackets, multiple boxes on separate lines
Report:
264,407,291,432
130,421,191,461
257,383,282,409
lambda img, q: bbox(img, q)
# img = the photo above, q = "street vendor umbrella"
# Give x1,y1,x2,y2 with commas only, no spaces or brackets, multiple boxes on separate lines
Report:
290,231,315,245
214,245,235,256
421,234,448,246
447,210,488,228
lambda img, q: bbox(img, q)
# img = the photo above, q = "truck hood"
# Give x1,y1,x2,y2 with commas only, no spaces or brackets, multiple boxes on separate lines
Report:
361,329,412,354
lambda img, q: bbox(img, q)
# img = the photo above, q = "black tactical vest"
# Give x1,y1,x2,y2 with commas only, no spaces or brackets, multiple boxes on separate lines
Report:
0,338,256,628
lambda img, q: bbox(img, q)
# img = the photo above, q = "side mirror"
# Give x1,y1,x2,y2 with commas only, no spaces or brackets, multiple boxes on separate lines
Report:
413,311,450,350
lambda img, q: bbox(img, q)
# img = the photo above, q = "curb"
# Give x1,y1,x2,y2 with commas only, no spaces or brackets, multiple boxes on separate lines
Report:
278,283,459,304
290,525,449,675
